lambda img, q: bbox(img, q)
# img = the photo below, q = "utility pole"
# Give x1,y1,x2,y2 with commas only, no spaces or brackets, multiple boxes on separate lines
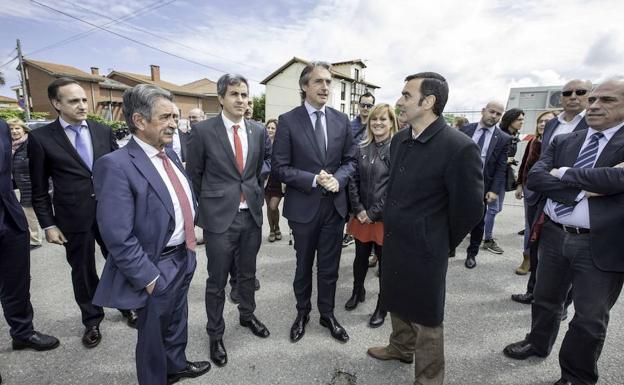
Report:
16,39,31,120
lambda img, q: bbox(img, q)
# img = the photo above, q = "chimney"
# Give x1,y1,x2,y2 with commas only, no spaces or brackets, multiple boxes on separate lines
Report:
90,67,99,76
150,65,160,81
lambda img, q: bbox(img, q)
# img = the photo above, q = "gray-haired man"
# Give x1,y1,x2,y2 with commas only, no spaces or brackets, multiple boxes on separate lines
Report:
186,74,272,367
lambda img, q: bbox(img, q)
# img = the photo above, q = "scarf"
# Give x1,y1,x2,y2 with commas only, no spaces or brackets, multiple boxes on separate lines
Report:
11,134,28,155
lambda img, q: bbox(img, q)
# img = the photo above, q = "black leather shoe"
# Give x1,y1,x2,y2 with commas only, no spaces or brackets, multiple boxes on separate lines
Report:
290,312,310,343
209,339,227,367
503,339,546,360
229,288,240,304
448,248,456,258
255,278,260,291
240,315,270,338
12,331,60,351
344,287,365,311
82,325,101,348
320,315,349,343
30,244,42,250
369,306,387,328
511,293,534,304
167,360,211,384
120,309,138,328
553,379,572,385
465,256,476,269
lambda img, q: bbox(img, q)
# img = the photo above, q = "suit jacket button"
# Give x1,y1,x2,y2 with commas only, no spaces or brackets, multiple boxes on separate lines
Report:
399,166,405,172
91,194,95,198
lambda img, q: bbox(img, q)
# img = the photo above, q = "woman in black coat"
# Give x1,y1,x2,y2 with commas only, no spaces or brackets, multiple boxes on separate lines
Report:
344,104,398,327
8,118,42,248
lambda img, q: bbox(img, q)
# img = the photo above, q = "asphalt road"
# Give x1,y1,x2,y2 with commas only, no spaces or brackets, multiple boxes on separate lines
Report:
1,201,622,385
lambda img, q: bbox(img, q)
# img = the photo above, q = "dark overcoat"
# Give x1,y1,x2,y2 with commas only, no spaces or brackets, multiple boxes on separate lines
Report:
11,139,32,207
380,117,484,326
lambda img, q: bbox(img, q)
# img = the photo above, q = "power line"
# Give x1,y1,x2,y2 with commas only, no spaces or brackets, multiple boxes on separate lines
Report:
29,0,300,92
57,0,264,73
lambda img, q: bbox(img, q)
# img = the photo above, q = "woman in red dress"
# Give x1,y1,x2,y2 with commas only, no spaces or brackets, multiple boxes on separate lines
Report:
344,103,398,327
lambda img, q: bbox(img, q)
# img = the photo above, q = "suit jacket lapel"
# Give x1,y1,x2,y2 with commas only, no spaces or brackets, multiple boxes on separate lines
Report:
595,126,624,167
296,106,323,163
88,121,106,161
50,119,91,173
243,121,255,175
485,128,500,163
561,131,586,167
574,118,589,132
325,110,340,164
127,139,175,219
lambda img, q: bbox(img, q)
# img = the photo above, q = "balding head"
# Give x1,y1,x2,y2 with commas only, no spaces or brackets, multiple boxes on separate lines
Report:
561,79,592,118
481,101,505,127
188,108,204,124
586,76,624,131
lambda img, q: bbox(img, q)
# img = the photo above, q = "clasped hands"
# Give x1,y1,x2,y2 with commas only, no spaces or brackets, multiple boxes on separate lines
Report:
549,161,624,198
356,210,372,224
316,170,339,193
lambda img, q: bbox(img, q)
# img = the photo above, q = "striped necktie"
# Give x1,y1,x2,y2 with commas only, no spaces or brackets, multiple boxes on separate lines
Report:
553,132,604,217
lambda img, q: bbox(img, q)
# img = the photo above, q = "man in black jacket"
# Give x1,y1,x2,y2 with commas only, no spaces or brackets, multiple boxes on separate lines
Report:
28,78,129,348
368,72,483,385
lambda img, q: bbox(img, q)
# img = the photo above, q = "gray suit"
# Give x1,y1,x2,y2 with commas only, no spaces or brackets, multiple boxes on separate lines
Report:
186,115,271,339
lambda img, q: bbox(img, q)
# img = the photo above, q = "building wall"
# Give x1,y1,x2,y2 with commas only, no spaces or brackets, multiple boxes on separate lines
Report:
264,62,305,120
201,97,220,116
96,87,125,121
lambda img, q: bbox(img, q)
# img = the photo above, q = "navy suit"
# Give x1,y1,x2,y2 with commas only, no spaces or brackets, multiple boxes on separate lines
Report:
541,116,589,157
28,118,118,326
459,123,511,257
0,119,34,340
272,104,356,316
93,138,197,385
525,126,624,384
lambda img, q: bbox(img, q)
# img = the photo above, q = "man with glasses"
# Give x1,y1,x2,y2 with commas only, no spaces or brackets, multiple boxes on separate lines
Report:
511,79,591,305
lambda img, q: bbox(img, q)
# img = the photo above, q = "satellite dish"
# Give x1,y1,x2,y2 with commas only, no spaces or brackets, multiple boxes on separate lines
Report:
549,91,562,108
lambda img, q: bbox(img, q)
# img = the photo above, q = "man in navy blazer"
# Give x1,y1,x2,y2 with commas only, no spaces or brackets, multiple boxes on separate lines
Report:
93,85,210,385
272,61,356,343
459,102,511,268
504,78,624,385
0,119,59,356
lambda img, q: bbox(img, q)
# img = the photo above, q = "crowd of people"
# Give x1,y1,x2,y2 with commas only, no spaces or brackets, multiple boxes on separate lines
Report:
0,63,623,385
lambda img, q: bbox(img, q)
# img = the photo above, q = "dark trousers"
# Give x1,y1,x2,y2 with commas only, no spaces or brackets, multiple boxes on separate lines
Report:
527,220,624,385
353,240,382,289
136,248,195,385
0,226,34,340
289,197,343,317
63,223,108,327
204,210,261,339
466,204,487,257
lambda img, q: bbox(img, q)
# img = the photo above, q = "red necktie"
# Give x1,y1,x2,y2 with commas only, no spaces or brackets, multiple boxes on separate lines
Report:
157,151,196,252
232,125,245,203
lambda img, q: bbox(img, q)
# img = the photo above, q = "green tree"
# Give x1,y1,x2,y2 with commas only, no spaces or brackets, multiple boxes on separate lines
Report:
252,93,265,122
0,70,5,86
0,109,48,121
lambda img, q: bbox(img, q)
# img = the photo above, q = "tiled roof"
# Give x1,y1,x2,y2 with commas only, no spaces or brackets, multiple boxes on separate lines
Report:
24,59,101,82
0,95,17,103
109,71,206,96
181,78,217,94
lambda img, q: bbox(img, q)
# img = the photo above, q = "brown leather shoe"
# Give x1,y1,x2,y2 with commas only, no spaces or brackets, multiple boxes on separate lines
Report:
82,326,101,348
367,345,413,364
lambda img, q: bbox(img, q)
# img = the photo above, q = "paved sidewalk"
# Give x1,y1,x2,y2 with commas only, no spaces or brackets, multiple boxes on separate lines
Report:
1,202,622,384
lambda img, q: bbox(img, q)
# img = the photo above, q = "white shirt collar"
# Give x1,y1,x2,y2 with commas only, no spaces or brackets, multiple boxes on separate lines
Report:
59,116,87,129
558,110,586,125
304,100,326,116
221,112,246,131
133,135,162,158
476,121,495,132
587,121,624,142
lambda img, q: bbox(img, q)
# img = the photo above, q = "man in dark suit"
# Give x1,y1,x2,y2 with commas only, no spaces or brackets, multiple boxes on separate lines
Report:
0,119,59,354
186,74,271,367
93,84,210,385
368,72,483,385
272,61,356,343
503,78,624,385
512,79,591,304
459,102,511,268
27,78,132,348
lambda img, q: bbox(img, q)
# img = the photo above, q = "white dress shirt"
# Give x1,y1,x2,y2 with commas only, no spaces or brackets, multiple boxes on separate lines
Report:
171,129,183,161
133,135,195,246
549,110,586,144
545,123,624,228
221,113,249,209
471,123,495,165
59,116,94,166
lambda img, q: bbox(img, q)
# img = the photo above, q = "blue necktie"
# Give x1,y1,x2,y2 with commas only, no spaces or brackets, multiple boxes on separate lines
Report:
553,132,604,217
476,127,488,150
68,125,93,170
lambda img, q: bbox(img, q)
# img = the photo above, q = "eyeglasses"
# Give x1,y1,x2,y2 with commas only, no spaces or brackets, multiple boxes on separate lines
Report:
561,89,588,97
359,103,374,109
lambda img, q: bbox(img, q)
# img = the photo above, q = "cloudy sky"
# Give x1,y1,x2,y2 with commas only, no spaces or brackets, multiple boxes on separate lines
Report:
1,0,623,113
